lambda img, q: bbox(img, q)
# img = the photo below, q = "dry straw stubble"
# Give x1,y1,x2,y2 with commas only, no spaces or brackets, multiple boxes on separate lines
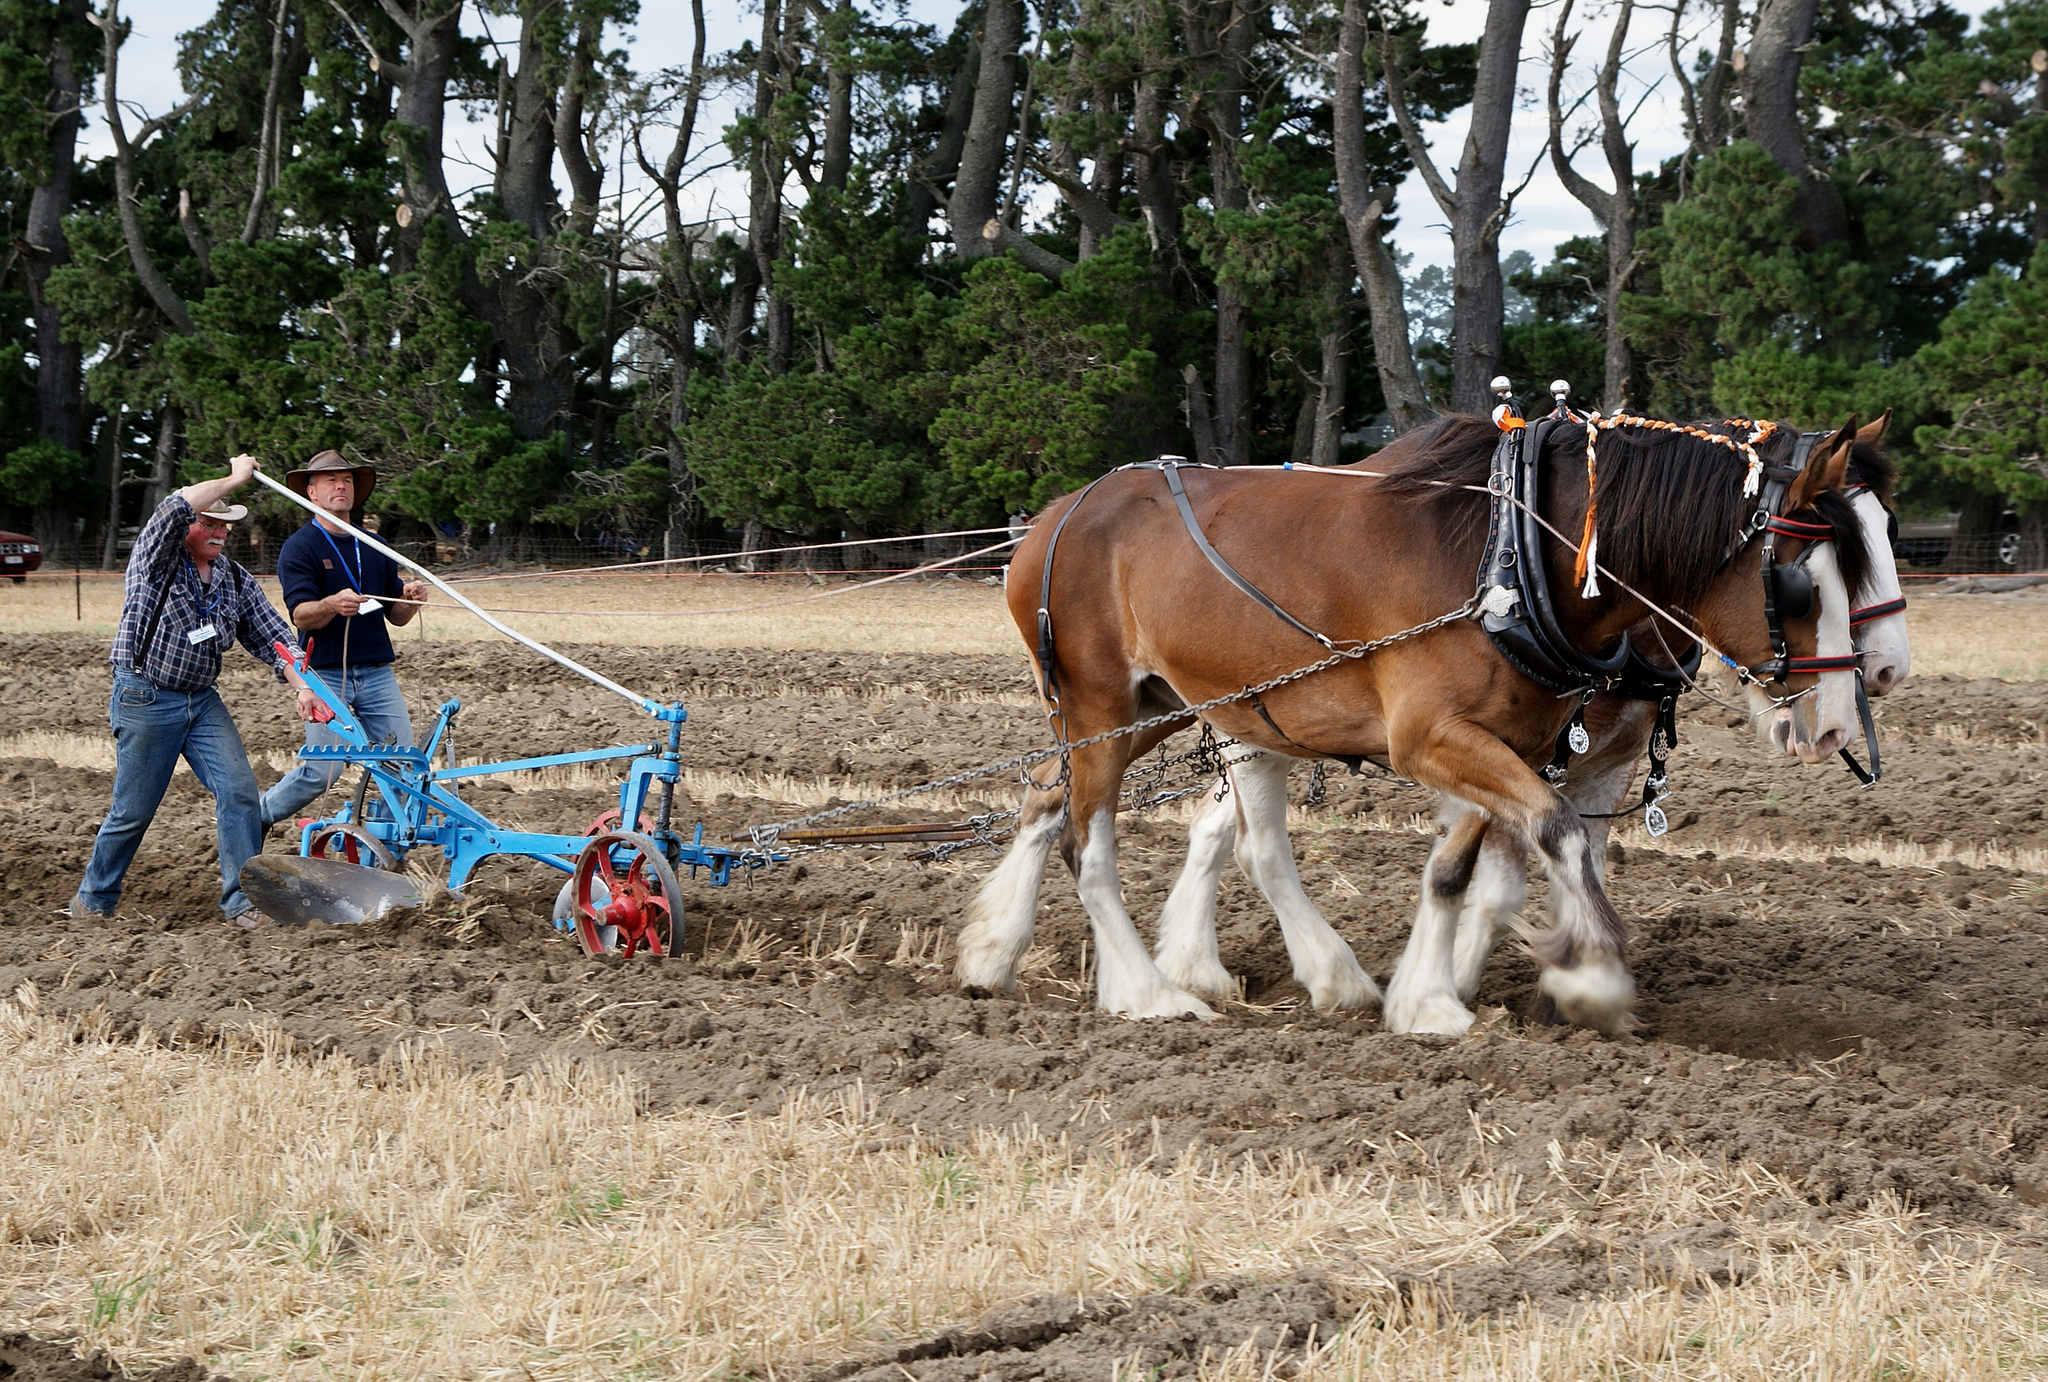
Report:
2,994,2043,1380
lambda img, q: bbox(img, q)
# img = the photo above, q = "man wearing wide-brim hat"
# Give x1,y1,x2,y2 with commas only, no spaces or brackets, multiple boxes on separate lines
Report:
260,450,430,833
72,453,324,928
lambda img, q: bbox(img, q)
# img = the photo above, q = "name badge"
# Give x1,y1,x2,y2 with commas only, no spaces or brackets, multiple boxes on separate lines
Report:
356,597,384,615
188,623,218,644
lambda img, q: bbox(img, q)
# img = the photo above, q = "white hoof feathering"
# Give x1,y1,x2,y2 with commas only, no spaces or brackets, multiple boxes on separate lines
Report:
1154,946,1237,1004
1539,960,1635,1035
1097,980,1220,1021
1303,955,1382,1013
1382,981,1475,1036
954,817,1059,991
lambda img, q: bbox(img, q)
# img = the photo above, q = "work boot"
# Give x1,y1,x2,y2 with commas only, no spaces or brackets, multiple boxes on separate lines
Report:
68,894,113,921
228,909,274,930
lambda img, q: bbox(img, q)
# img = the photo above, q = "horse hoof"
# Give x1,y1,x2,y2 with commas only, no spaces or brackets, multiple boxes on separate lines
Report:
1385,994,1474,1036
1153,952,1236,1004
1538,961,1634,1035
1099,987,1220,1021
1306,967,1383,1013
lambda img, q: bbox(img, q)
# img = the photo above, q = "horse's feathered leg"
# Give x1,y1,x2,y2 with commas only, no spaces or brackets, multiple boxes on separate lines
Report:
1152,771,1240,1004
1395,717,1635,1034
1223,752,1379,1012
1384,802,1490,1035
956,762,1066,993
1450,823,1527,1003
1066,743,1219,1020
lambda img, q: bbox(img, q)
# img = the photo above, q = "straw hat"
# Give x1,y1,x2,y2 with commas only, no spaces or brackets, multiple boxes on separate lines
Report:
286,449,378,501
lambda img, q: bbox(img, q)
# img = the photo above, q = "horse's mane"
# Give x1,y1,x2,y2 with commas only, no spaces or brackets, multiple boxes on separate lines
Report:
1375,413,1876,608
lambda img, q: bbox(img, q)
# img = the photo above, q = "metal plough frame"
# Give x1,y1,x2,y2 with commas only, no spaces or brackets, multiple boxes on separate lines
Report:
286,652,775,933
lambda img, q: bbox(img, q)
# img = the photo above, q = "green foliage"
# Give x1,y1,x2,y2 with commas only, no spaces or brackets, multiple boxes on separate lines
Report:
932,235,1173,510
0,437,91,507
1912,242,2048,513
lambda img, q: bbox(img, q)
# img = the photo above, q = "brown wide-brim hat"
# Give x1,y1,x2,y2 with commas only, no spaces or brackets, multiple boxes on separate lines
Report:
286,449,377,502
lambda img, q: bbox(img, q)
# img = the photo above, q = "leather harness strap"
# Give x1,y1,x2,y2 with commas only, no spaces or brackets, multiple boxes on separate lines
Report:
1158,461,1335,650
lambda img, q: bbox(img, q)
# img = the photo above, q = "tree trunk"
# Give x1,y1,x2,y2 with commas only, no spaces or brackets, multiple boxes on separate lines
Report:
951,0,1022,258
146,406,181,514
100,406,123,569
903,34,979,243
1334,0,1431,434
238,0,292,244
654,0,708,555
1740,0,1846,245
1186,0,1255,464
557,10,606,236
379,0,465,267
92,0,195,334
1382,0,1531,416
1129,69,1179,257
1314,248,1348,466
1549,0,1636,411
746,0,794,372
2030,50,2047,248
819,0,855,195
501,0,560,238
25,0,88,459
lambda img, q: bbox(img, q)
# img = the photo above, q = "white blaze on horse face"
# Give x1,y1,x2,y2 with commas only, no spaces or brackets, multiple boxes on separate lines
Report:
1850,488,1910,694
1767,542,1857,763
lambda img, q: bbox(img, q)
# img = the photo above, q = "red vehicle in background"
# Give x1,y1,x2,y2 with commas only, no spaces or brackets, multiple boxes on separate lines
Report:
0,530,42,582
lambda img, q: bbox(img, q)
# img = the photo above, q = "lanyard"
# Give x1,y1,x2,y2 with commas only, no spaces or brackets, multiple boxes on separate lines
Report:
315,522,365,596
184,557,225,620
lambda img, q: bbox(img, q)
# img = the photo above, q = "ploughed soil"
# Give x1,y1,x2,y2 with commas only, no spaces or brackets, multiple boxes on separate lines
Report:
4,632,2047,1377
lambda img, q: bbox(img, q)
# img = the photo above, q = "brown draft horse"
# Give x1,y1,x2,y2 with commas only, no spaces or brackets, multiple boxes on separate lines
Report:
1150,415,1908,1036
959,414,1874,1031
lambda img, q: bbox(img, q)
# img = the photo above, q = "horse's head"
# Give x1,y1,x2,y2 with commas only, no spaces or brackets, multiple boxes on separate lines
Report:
1690,418,1873,764
1846,409,1910,695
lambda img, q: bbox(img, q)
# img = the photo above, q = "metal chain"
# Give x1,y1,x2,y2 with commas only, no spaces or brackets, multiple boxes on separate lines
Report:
744,593,1481,847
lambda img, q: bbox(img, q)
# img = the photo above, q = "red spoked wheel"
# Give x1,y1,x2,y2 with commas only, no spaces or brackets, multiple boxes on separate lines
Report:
585,808,656,838
570,830,681,958
307,822,399,870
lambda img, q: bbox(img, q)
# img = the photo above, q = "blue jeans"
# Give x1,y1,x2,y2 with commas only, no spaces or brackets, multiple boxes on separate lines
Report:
77,668,266,919
261,662,415,827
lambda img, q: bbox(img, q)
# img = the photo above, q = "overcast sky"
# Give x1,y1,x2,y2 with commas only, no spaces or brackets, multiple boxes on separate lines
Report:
86,0,1992,275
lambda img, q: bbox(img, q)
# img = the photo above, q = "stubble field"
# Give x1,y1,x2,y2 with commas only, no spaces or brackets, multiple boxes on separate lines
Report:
2,572,2047,1380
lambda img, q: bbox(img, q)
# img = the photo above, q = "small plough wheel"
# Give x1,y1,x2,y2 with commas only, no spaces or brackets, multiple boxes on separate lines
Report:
307,822,399,870
585,807,655,837
570,830,681,958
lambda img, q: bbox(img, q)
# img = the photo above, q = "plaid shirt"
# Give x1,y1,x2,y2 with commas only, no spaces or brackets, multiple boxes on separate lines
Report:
108,494,297,692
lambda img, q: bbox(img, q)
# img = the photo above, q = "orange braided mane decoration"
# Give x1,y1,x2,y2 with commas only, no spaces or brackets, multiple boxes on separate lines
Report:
1574,414,1779,596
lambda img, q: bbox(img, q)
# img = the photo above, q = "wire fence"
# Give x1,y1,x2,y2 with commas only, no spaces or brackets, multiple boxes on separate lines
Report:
20,528,1011,580
15,529,2038,581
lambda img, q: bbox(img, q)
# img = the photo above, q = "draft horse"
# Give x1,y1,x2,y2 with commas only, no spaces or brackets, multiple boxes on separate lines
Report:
1151,414,1908,1036
959,413,1877,1034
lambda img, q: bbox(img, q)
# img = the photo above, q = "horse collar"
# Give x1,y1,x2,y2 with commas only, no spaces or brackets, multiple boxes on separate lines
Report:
1474,415,1633,694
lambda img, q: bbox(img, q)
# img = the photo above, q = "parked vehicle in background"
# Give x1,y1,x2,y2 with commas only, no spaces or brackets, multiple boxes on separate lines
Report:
0,531,41,582
1894,509,2022,567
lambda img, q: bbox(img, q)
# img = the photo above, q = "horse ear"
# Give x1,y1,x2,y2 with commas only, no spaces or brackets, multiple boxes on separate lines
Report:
1855,408,1894,447
1789,417,1857,510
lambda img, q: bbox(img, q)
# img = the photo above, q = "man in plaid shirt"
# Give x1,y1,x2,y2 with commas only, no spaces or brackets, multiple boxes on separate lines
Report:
72,454,323,927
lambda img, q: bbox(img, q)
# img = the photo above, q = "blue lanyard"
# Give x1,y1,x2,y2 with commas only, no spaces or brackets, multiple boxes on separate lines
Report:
315,523,366,597
184,558,224,620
